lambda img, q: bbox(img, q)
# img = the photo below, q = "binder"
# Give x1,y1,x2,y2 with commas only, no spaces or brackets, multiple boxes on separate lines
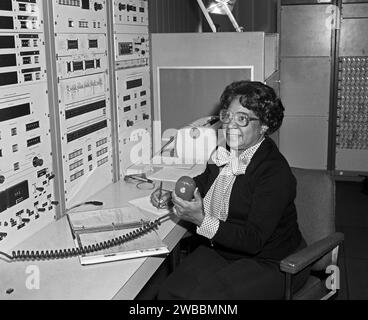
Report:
67,206,169,265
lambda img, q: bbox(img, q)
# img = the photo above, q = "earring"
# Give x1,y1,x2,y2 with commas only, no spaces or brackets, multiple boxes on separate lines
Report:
260,127,268,135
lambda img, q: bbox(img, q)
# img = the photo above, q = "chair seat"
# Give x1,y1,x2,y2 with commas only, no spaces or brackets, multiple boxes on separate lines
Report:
293,275,327,300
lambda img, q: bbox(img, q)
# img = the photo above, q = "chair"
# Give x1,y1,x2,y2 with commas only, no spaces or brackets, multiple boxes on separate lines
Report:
280,168,344,300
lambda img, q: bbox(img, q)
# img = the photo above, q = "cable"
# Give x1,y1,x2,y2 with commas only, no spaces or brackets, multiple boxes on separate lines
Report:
67,201,104,211
124,174,155,190
0,213,172,262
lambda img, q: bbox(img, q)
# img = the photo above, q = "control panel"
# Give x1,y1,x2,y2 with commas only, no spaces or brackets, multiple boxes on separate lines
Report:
337,57,368,150
113,0,149,27
0,32,45,86
0,0,42,32
0,0,57,252
53,0,107,34
116,67,151,174
113,0,151,177
114,33,149,70
52,0,113,208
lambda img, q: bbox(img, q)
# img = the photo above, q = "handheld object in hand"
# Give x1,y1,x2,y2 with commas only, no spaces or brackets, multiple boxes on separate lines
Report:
175,176,196,201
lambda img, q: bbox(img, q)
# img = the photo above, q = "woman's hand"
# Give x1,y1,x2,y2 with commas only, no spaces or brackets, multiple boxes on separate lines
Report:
150,188,173,209
171,188,205,226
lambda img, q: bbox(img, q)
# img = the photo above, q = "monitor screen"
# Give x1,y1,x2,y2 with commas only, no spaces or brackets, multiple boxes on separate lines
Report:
157,66,254,135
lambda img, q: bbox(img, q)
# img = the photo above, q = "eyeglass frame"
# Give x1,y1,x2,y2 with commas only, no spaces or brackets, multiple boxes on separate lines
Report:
219,109,260,127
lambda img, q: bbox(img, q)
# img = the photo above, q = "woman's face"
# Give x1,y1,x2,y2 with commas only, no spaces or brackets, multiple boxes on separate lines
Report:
222,96,265,152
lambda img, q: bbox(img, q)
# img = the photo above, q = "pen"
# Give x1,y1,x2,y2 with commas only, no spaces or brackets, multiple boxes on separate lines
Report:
124,174,153,184
158,181,163,209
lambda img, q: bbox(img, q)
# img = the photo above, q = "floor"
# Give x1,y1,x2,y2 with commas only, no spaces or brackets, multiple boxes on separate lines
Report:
335,180,368,300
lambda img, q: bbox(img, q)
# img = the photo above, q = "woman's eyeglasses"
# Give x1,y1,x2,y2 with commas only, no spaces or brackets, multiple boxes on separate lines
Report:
219,109,260,127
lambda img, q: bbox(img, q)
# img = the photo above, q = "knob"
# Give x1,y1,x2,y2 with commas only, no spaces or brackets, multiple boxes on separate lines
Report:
33,157,43,167
0,175,5,184
94,2,103,10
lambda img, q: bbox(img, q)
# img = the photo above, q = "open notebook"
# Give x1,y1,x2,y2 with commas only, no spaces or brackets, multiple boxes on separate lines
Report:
67,207,169,265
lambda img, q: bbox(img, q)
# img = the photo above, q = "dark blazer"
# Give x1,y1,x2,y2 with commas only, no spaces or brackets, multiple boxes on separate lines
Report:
193,136,304,262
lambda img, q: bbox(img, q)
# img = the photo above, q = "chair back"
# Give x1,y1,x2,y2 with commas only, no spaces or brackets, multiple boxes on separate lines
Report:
291,167,336,271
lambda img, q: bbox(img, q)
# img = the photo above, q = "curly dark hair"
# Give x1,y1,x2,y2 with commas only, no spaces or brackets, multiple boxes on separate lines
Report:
219,81,285,135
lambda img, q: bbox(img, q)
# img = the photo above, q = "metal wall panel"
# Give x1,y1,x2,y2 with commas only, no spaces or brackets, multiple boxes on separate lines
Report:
335,1,368,174
342,2,368,17
148,0,200,33
336,149,368,172
343,0,368,3
340,19,368,56
280,3,333,170
281,4,331,57
280,116,329,169
281,57,331,116
282,0,332,4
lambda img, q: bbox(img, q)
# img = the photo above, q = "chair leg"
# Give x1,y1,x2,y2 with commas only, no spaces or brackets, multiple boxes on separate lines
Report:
285,273,293,300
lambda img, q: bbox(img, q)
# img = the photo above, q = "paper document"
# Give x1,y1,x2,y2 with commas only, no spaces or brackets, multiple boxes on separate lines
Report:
67,207,169,265
147,165,206,183
129,196,172,216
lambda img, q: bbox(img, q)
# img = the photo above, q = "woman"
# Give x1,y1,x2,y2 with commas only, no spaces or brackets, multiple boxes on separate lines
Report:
153,81,310,300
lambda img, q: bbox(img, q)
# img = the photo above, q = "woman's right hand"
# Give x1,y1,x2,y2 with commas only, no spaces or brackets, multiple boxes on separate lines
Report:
150,187,172,209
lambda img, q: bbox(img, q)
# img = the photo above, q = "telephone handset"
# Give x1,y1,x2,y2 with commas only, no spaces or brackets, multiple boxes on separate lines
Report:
0,213,171,262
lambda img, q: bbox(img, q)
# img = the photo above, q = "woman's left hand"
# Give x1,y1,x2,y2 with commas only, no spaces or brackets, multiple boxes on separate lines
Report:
171,188,205,227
